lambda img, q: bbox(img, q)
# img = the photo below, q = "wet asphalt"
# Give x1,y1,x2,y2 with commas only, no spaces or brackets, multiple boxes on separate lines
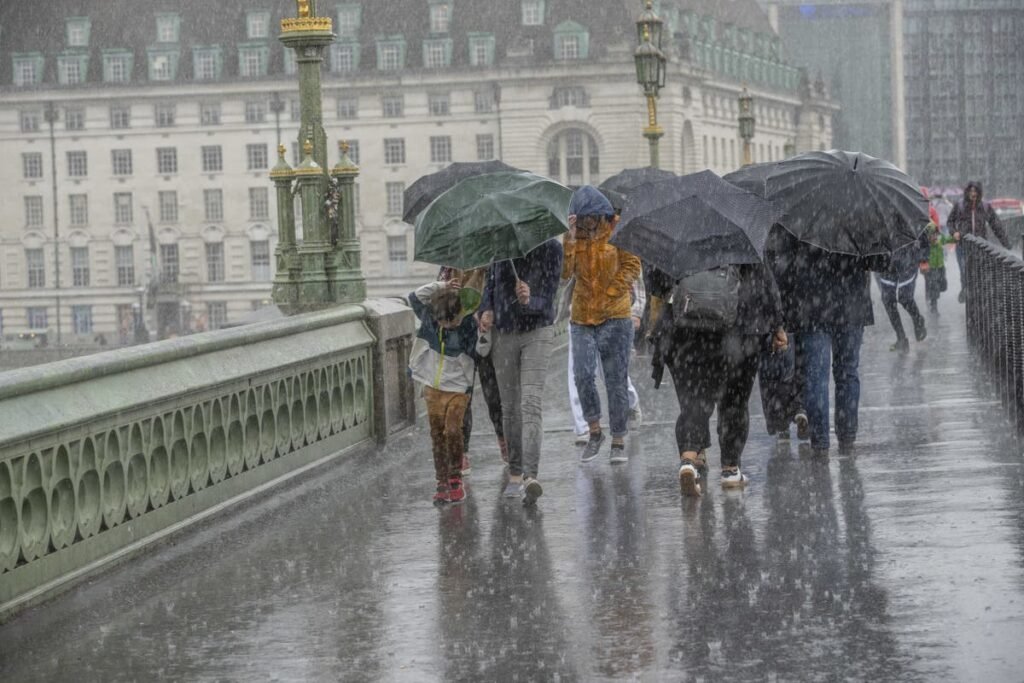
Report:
2,268,1023,682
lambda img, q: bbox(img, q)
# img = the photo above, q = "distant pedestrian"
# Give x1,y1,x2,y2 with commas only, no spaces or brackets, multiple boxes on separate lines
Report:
562,186,642,464
948,180,1009,302
408,279,479,506
923,221,954,313
479,238,564,506
877,229,929,353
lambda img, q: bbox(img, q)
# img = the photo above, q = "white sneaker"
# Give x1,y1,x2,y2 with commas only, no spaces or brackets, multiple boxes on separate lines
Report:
574,433,589,446
678,461,702,497
627,406,642,430
721,467,748,489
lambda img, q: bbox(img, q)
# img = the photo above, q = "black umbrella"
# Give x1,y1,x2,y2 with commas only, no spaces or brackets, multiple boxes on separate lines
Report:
599,167,676,195
403,160,520,223
610,170,781,278
725,150,929,256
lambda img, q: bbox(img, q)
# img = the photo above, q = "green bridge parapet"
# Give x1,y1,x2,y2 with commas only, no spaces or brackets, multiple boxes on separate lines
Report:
0,299,415,620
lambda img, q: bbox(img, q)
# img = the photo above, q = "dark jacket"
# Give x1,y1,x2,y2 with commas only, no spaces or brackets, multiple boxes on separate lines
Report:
767,228,881,332
948,180,1009,248
880,229,930,284
480,238,564,333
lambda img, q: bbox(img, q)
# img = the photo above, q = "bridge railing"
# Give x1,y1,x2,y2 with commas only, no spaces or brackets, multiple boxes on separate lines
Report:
963,235,1024,437
0,300,414,620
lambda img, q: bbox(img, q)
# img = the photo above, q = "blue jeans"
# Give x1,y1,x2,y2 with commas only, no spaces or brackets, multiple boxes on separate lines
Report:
571,318,634,437
797,325,864,450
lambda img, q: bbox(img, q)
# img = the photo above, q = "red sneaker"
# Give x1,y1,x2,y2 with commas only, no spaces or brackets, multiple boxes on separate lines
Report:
432,481,450,506
448,476,466,504
460,453,472,476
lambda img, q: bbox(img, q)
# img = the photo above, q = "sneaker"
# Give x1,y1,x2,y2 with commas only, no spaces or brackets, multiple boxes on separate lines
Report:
497,437,509,464
795,412,809,441
460,453,472,476
579,431,606,463
914,323,927,342
609,442,628,464
776,429,791,442
448,477,466,504
627,406,643,430
574,433,589,446
433,482,450,506
890,338,909,353
678,460,702,497
721,467,748,489
502,480,524,498
958,289,966,304
523,478,543,506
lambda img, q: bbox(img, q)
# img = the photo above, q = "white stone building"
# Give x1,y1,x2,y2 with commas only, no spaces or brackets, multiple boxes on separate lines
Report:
0,0,834,345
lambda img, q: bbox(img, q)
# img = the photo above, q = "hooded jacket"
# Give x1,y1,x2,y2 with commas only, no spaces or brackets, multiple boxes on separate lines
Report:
948,181,1009,248
408,282,478,393
562,220,642,326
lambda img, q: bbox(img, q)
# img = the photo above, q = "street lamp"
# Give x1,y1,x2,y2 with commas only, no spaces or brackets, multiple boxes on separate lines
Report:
269,92,286,149
43,102,62,346
133,285,149,344
738,87,756,167
634,0,667,168
180,300,192,334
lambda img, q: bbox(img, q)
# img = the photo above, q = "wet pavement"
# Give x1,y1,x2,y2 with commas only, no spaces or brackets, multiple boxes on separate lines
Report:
2,269,1024,682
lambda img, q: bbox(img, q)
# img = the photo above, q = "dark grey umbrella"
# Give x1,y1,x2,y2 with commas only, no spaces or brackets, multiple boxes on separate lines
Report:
403,160,520,223
599,167,676,195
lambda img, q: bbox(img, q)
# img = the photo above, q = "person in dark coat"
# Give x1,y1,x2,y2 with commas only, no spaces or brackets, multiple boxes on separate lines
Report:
767,227,886,455
876,229,930,352
948,180,1009,302
649,264,788,496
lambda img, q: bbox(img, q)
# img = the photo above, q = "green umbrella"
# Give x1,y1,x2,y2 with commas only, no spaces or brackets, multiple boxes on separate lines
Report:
414,172,572,270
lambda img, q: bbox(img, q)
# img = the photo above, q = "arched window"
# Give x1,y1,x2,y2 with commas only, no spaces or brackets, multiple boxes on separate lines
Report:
547,129,599,186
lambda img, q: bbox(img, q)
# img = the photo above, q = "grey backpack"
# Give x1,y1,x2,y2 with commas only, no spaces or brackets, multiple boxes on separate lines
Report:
670,266,742,331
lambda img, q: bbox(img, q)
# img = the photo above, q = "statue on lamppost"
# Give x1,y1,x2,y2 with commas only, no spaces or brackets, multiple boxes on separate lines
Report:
739,87,756,167
634,0,667,169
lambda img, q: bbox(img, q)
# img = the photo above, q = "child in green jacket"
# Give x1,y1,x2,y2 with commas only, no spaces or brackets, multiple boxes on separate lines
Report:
924,222,955,312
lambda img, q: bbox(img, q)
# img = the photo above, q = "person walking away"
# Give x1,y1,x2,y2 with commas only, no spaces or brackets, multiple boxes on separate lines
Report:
439,266,506,472
479,238,564,506
562,186,642,464
408,279,480,505
923,221,954,313
876,229,930,352
649,263,788,496
948,180,1009,302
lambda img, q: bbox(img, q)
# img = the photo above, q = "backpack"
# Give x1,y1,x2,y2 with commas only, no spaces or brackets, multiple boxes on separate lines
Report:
670,266,741,331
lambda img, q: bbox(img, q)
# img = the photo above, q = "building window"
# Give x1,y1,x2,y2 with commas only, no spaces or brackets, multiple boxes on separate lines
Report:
474,90,495,113
468,34,496,67
69,194,88,226
25,196,44,227
64,108,86,130
249,187,270,220
200,102,221,126
283,49,298,75
383,138,406,165
552,86,588,108
289,98,301,122
382,95,404,118
67,18,91,47
387,235,408,276
110,106,131,129
159,190,178,222
477,134,495,161
245,100,266,123
71,306,93,334
251,240,271,281
149,52,177,81
200,146,222,173
386,182,405,215
103,53,131,83
205,242,225,282
337,4,362,37
58,57,84,85
67,151,88,177
247,12,270,39
116,245,135,286
430,3,451,33
430,136,452,164
71,247,90,286
377,39,405,71
27,307,48,330
337,97,359,119
160,244,180,283
26,249,45,288
204,189,224,221
428,93,450,116
547,129,599,186
155,103,176,127
156,147,178,175
194,49,219,80
330,43,359,72
20,110,41,133
554,21,589,60
423,39,452,68
114,192,133,224
207,302,228,330
156,14,179,43
23,153,43,179
346,140,361,164
111,149,133,176
13,56,42,87
239,46,267,78
247,144,268,170
522,0,545,25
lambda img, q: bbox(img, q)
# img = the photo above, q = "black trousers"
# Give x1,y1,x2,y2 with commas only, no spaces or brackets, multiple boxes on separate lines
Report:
667,330,763,468
879,277,925,342
462,353,504,450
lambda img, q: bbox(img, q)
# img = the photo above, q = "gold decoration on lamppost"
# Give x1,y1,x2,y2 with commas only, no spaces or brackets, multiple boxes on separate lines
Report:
634,1,667,169
738,86,756,167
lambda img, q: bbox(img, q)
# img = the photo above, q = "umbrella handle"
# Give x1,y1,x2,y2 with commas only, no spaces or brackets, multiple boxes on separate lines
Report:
509,260,520,282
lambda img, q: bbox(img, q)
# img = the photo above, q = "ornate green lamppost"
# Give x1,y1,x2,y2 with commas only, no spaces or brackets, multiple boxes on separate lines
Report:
634,1,667,169
739,87,756,167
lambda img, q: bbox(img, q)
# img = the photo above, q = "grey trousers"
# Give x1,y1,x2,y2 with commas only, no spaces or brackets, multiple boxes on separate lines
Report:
491,325,555,479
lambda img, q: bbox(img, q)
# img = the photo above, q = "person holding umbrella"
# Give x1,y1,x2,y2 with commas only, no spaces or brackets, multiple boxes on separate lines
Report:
562,186,642,463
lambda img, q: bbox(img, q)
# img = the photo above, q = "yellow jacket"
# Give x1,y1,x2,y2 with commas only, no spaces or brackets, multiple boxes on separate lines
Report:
562,221,642,326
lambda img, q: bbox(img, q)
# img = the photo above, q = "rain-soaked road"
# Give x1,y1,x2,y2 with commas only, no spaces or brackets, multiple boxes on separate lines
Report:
2,269,1024,682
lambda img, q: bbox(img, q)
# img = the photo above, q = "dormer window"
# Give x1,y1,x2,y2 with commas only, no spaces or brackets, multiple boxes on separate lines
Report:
337,4,362,38
554,21,589,61
522,0,545,26
423,38,452,68
247,12,270,39
468,33,495,67
156,14,180,43
376,37,406,72
58,55,86,85
429,2,451,34
103,51,133,83
66,18,91,47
